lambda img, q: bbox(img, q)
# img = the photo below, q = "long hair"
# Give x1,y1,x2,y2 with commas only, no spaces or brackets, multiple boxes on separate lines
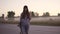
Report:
21,5,30,19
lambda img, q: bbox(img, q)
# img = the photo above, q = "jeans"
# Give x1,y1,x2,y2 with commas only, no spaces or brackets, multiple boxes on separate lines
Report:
20,25,29,34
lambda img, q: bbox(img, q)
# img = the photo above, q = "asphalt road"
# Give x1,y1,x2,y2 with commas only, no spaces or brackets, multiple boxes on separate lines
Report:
0,24,60,34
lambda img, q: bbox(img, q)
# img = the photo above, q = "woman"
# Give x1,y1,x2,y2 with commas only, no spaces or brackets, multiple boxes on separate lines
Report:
19,5,31,34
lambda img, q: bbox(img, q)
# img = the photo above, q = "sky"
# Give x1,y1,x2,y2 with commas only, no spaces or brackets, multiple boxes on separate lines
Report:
0,0,60,17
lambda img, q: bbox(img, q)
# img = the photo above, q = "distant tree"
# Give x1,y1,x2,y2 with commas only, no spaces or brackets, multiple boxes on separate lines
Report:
35,12,39,16
2,14,4,18
58,13,60,16
42,13,46,16
31,12,35,17
42,12,50,16
45,12,50,16
7,11,15,18
30,11,39,17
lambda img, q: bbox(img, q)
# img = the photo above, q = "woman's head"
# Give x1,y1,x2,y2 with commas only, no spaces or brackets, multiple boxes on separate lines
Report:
21,5,30,19
23,5,28,13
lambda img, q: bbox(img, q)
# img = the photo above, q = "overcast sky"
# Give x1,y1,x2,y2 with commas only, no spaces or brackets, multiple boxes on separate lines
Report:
0,0,60,17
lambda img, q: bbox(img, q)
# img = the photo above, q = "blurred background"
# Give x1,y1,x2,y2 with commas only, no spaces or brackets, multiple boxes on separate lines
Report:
0,0,60,26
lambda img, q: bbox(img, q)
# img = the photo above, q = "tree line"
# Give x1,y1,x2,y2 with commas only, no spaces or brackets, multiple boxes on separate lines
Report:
0,11,60,18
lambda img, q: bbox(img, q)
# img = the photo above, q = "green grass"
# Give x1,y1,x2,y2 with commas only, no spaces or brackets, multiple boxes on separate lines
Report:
0,20,60,26
30,21,60,26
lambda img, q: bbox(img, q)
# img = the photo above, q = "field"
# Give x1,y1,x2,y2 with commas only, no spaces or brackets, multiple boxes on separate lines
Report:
0,16,60,26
